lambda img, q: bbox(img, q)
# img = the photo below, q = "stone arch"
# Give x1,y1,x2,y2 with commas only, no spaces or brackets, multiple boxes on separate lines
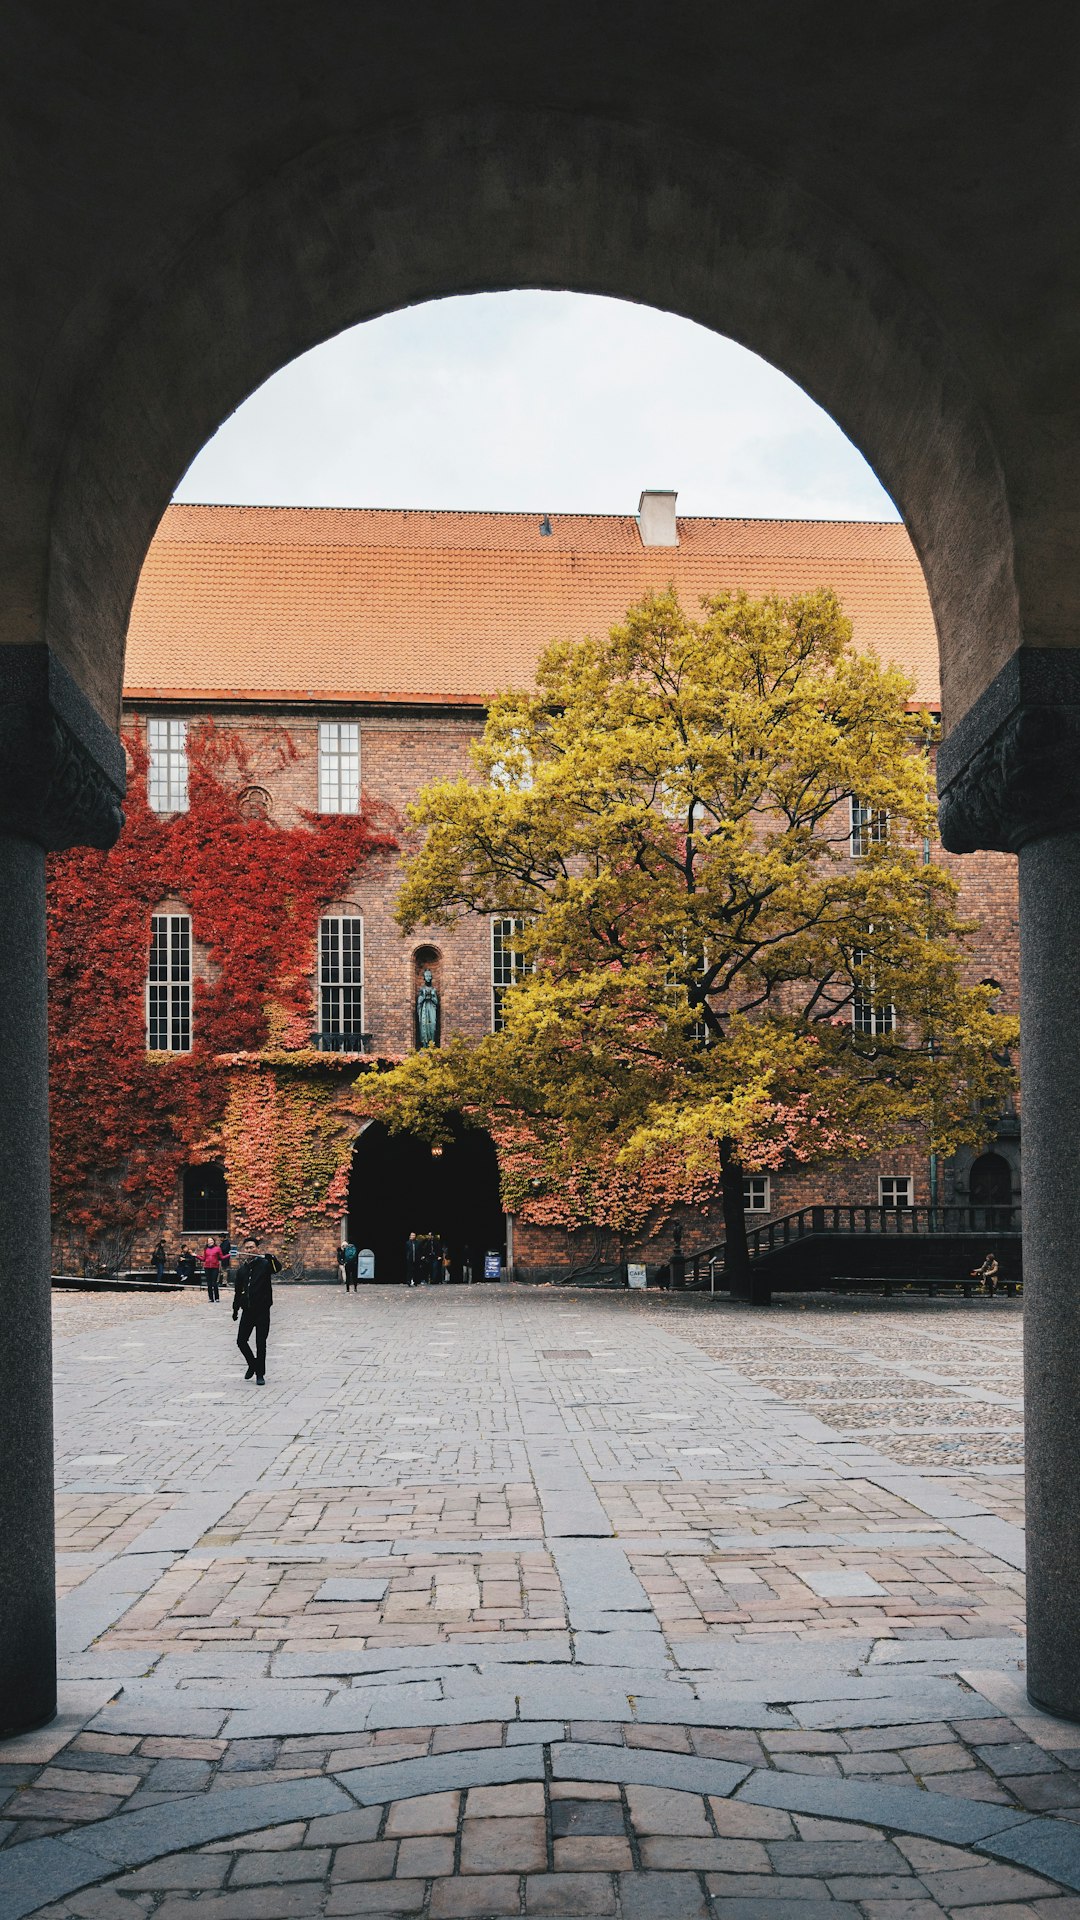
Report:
43,110,1015,732
969,1149,1015,1210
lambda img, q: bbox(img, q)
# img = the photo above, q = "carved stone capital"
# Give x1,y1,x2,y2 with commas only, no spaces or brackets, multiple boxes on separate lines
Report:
0,648,125,851
938,650,1080,854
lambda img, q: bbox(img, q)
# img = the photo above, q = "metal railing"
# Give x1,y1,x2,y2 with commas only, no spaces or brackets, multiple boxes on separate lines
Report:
309,1030,373,1054
689,1202,1021,1283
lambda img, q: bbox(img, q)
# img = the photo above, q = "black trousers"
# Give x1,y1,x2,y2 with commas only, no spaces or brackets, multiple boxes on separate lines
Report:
237,1308,270,1376
206,1273,220,1300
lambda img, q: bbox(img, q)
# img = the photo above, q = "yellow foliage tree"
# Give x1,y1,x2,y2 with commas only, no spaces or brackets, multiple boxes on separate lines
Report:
383,587,1016,1291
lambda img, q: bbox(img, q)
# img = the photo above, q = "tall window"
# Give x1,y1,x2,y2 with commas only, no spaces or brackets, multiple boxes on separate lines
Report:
319,915,364,1048
147,913,192,1051
147,718,188,813
850,794,887,857
318,721,360,814
852,943,895,1037
492,917,528,1031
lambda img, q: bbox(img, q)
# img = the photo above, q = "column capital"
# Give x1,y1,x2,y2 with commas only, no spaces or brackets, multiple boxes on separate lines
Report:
0,647,124,851
938,650,1080,853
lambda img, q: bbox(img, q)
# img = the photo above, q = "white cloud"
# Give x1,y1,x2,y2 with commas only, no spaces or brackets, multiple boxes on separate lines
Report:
175,291,898,521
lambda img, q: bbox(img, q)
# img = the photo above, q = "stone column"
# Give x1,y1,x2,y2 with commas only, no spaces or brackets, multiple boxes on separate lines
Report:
939,651,1080,1723
1018,832,1080,1716
0,650,124,1737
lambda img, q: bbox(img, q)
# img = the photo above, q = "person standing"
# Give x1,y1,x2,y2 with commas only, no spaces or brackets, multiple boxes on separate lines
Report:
405,1232,422,1287
218,1233,233,1293
341,1239,359,1292
151,1237,167,1283
202,1236,223,1302
176,1244,197,1287
233,1235,281,1383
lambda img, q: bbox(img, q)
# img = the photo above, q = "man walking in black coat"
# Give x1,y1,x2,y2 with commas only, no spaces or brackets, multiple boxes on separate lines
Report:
232,1235,281,1385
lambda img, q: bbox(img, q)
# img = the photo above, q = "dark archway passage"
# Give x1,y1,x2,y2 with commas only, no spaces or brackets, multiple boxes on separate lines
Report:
970,1151,1012,1210
347,1121,505,1284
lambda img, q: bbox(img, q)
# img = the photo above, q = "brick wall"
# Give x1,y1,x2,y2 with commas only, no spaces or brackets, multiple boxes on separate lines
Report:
129,703,494,1057
121,705,1021,1281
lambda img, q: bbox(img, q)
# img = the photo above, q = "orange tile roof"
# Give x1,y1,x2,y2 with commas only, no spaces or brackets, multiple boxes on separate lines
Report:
124,504,939,707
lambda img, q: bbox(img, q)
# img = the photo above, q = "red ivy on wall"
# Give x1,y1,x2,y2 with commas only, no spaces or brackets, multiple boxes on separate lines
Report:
47,723,396,1267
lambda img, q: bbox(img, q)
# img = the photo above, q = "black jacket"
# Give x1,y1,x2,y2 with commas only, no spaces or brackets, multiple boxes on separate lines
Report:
233,1251,280,1316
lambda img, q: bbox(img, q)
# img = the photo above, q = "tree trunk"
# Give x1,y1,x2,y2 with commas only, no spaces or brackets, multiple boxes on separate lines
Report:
719,1138,752,1298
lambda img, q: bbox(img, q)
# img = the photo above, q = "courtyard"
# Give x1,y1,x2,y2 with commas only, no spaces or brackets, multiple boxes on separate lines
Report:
2,1284,1078,1916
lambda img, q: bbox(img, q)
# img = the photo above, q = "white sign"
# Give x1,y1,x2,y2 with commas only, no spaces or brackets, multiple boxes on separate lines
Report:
627,1263,648,1289
357,1249,375,1280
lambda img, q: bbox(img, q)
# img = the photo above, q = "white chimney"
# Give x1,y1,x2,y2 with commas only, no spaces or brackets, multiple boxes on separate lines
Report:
637,489,678,547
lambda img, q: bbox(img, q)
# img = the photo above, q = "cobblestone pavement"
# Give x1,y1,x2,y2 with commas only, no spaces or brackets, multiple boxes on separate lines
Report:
5,1285,1080,1917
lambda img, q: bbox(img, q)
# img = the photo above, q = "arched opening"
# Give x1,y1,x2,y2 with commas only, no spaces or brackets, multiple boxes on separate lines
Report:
969,1150,1013,1224
347,1120,504,1284
44,111,1020,735
970,1152,1012,1207
181,1164,228,1235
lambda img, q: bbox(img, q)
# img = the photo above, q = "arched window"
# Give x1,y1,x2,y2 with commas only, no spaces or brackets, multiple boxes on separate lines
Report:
318,913,365,1050
147,912,192,1050
182,1165,228,1233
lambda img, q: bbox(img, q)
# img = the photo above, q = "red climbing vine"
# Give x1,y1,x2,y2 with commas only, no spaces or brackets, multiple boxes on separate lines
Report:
47,723,396,1270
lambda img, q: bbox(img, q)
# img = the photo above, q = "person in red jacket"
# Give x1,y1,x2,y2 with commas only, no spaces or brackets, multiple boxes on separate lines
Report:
201,1237,223,1302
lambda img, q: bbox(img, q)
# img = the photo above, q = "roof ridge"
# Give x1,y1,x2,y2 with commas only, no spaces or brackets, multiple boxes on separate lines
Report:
168,501,904,530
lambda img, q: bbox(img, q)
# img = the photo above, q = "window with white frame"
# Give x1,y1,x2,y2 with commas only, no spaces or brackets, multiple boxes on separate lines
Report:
147,913,192,1051
879,1174,912,1209
318,721,360,814
318,916,364,1048
852,943,895,1036
850,794,888,857
147,718,189,813
489,727,534,791
492,917,528,1031
743,1175,771,1212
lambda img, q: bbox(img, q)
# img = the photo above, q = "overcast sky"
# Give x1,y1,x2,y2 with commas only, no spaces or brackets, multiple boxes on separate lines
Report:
175,291,898,521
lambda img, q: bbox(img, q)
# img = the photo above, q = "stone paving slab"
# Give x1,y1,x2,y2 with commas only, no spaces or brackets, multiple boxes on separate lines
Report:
7,1285,1077,1918
13,1750,1080,1919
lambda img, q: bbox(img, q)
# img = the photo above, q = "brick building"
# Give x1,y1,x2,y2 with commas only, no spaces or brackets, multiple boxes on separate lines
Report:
104,493,1019,1280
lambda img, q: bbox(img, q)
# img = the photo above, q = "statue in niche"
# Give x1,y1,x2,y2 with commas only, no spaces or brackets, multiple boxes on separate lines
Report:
416,967,440,1049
